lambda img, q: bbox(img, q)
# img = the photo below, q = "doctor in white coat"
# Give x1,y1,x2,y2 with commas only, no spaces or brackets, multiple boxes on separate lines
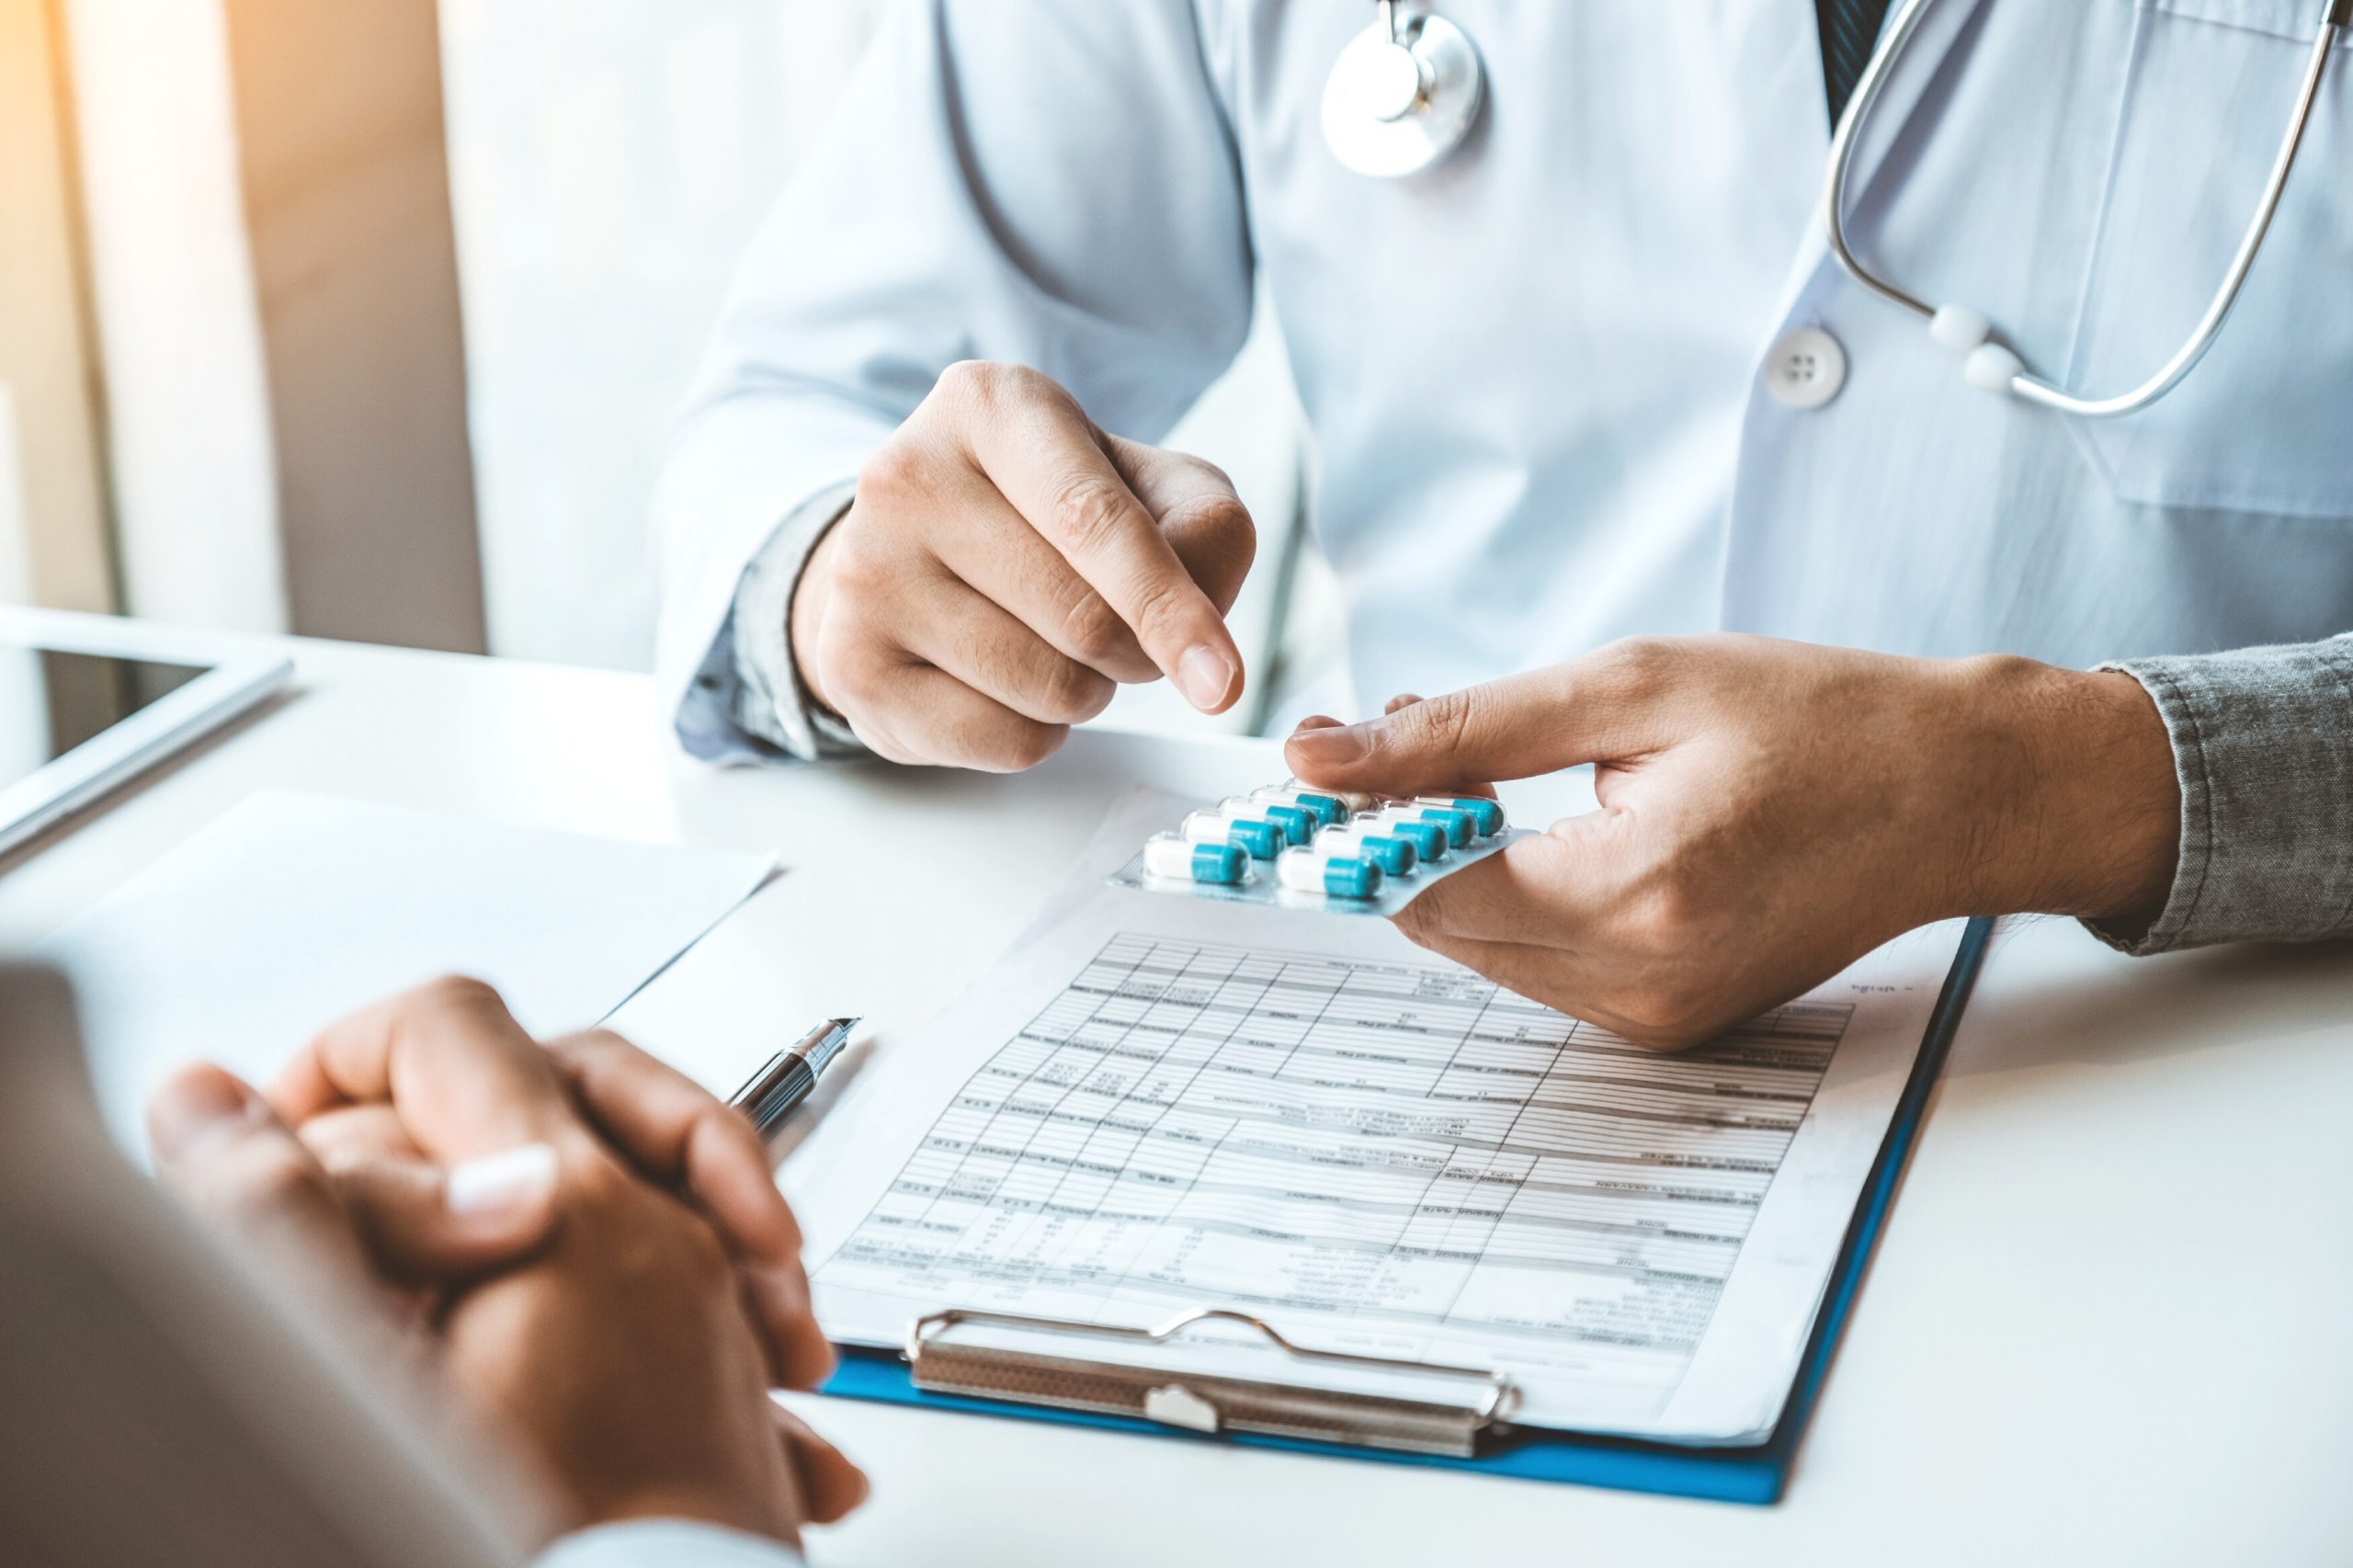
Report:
657,0,2353,1049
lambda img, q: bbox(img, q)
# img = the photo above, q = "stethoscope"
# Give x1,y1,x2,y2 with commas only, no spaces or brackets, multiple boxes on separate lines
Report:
1320,0,1484,179
1322,0,2349,420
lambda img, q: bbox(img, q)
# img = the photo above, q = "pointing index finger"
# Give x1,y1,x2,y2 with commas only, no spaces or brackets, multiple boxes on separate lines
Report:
1284,648,1676,798
961,375,1244,714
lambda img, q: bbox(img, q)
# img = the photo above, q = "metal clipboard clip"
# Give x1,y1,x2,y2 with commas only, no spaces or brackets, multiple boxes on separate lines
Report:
905,1305,1519,1459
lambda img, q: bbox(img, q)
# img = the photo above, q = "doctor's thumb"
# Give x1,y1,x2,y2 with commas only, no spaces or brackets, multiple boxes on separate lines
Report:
1285,680,1576,796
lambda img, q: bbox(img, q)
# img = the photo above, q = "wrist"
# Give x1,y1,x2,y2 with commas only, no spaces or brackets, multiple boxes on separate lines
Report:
787,513,847,719
1950,655,2180,923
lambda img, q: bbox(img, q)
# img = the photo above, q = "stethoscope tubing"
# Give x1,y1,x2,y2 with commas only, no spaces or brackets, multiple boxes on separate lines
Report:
1824,0,2348,418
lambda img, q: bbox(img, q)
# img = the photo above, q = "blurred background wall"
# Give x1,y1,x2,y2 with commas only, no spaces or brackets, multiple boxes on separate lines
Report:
1,0,1334,733
0,0,116,616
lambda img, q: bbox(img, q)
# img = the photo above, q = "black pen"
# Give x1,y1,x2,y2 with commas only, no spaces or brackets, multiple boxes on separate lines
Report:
730,1017,858,1138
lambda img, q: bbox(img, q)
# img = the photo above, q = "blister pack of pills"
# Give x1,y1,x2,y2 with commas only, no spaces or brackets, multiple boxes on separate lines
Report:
1106,779,1529,916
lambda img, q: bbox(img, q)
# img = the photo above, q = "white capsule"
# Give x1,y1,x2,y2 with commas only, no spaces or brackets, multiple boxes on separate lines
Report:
1145,834,1247,884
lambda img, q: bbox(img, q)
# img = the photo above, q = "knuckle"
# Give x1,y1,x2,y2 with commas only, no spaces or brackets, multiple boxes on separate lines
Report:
854,439,926,506
414,973,503,1017
1059,590,1129,665
1186,455,1240,495
1042,662,1115,724
1123,575,1198,648
820,641,889,715
1047,475,1136,558
1174,487,1253,545
569,1027,634,1060
1392,687,1481,764
931,358,993,404
823,529,891,601
948,358,1020,389
1207,497,1256,560
1593,635,1677,689
935,359,1050,421
981,721,1068,773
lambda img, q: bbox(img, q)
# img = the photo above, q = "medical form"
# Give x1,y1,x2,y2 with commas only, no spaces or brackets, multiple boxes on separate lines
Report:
790,879,1967,1445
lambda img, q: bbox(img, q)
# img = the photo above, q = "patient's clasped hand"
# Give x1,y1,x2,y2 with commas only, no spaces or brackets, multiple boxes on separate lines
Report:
143,976,866,1553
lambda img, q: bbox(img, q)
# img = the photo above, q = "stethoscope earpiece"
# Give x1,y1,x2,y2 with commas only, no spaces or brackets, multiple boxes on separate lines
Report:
1323,0,1485,178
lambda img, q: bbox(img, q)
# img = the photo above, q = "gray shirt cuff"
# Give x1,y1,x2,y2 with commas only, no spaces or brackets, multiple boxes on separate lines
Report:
728,479,869,762
2088,633,2353,955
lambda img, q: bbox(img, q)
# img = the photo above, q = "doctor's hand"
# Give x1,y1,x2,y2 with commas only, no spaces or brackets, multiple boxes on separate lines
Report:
1286,636,2181,1051
791,360,1255,769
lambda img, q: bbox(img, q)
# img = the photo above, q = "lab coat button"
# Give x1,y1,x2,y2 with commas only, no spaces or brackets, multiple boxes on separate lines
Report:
1765,327,1847,410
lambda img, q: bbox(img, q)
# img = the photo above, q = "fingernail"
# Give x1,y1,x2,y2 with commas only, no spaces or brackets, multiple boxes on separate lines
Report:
1287,721,1372,767
1175,644,1233,711
446,1142,559,1217
148,1069,267,1163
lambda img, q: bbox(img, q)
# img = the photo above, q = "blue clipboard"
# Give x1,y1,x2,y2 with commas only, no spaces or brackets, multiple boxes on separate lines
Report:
815,916,1995,1506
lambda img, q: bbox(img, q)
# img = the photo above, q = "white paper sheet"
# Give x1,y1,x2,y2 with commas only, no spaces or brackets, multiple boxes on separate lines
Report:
42,790,776,1149
791,870,1964,1444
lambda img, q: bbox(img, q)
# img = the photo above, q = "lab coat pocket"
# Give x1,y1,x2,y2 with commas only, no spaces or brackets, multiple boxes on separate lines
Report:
2062,0,2353,517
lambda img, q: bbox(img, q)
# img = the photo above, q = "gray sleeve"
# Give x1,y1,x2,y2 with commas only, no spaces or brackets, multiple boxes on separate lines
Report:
725,479,870,762
2089,633,2353,955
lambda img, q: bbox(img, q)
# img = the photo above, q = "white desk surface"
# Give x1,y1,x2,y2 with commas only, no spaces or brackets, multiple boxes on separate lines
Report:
4,613,2348,1567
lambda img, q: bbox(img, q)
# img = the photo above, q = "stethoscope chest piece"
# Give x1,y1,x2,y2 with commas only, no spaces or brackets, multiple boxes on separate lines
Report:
1322,4,1485,177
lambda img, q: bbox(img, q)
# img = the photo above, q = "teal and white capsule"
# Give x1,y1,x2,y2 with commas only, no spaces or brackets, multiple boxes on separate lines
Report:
1220,795,1313,846
1180,809,1281,860
1203,799,1288,832
1367,807,1449,861
1400,802,1475,849
1144,834,1248,885
1278,846,1383,899
1289,778,1375,814
1250,784,1346,829
1313,822,1418,877
1415,795,1505,838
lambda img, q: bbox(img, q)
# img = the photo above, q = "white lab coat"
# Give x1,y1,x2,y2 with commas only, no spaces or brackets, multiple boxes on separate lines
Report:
655,0,2353,758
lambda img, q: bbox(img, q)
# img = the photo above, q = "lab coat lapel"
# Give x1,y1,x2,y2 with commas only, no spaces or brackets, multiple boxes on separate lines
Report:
1764,0,1993,329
